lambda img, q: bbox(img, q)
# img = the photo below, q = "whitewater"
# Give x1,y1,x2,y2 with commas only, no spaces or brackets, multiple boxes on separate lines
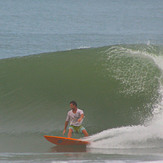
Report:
85,46,163,151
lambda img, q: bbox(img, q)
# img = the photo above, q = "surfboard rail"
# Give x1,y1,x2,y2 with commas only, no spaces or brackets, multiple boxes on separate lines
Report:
44,135,90,145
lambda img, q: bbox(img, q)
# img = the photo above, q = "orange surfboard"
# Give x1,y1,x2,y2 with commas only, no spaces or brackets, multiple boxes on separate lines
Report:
44,135,90,145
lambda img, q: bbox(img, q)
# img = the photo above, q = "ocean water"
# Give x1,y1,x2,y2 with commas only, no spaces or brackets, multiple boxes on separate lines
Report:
0,0,163,162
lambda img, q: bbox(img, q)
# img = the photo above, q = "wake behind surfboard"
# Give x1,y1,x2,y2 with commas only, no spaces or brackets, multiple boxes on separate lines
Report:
44,135,90,145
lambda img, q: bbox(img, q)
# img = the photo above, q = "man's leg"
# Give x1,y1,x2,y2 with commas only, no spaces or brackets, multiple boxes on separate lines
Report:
82,129,89,137
68,128,73,138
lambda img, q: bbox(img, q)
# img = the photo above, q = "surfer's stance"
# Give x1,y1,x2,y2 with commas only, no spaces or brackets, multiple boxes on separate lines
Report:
63,101,89,138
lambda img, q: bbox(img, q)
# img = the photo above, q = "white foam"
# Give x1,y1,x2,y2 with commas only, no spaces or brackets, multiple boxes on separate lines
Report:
86,119,163,149
77,46,91,49
85,47,163,149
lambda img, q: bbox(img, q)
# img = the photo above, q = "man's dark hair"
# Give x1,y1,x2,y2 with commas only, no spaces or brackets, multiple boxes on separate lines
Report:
70,101,77,106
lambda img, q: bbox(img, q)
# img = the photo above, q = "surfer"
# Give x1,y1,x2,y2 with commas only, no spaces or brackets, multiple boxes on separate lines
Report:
63,101,89,138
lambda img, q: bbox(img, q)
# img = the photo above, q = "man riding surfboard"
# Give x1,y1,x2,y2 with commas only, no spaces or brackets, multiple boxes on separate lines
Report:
63,101,89,138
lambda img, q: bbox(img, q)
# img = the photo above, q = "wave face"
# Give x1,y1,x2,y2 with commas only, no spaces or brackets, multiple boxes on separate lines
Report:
0,44,162,137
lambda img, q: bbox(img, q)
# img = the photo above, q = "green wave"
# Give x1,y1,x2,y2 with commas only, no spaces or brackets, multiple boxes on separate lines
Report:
0,44,162,135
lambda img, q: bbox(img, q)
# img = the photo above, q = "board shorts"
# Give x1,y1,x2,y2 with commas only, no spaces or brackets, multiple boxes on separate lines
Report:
69,125,85,134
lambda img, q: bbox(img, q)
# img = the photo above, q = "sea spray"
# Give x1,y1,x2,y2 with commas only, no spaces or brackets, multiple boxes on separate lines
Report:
85,45,163,149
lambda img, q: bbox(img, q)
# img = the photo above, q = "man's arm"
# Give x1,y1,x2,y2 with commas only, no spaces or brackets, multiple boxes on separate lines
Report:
78,114,84,122
63,121,69,135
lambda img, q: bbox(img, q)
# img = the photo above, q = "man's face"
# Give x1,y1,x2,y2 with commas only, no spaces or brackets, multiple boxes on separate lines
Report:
70,103,75,109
